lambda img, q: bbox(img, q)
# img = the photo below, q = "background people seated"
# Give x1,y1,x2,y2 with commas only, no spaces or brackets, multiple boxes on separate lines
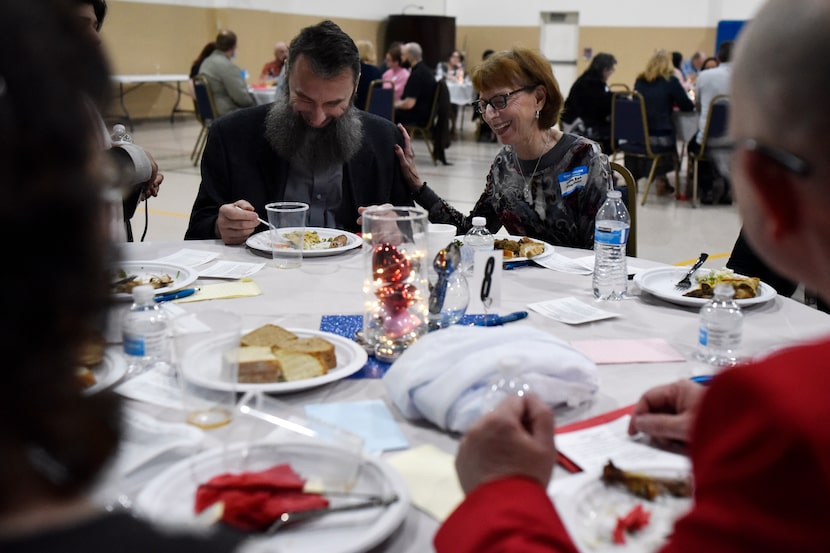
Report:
437,49,465,82
381,41,410,102
355,39,382,111
561,52,617,153
395,47,609,249
185,20,412,244
690,40,734,204
198,29,254,116
632,50,694,194
190,41,216,79
259,40,288,84
681,50,706,82
394,42,435,128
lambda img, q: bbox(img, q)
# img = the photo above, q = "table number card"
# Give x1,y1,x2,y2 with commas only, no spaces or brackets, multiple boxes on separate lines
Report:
468,249,503,313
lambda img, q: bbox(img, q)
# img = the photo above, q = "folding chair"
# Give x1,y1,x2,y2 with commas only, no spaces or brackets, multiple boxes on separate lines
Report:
402,79,444,165
610,91,680,206
190,74,219,167
688,94,730,208
365,79,395,121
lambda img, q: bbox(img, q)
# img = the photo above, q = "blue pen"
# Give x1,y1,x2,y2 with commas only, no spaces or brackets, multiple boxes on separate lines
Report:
504,260,530,270
474,310,529,326
690,374,714,386
154,288,198,302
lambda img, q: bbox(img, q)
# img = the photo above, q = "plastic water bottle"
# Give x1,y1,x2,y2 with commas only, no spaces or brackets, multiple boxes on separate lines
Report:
462,216,494,274
697,283,743,367
593,190,630,300
111,123,133,145
122,285,171,375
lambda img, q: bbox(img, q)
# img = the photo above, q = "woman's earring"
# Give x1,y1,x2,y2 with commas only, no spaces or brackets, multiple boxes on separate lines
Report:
535,110,540,120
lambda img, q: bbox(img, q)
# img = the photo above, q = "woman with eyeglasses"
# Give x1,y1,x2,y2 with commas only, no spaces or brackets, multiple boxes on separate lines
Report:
394,47,611,250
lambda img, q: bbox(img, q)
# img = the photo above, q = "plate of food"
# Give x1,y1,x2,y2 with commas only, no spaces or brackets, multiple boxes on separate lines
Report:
80,348,128,395
246,228,362,257
110,261,198,301
134,441,409,553
559,461,693,552
180,325,368,394
455,234,554,263
634,267,777,307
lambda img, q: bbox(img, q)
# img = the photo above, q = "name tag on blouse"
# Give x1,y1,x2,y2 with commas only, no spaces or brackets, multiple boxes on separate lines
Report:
558,166,588,197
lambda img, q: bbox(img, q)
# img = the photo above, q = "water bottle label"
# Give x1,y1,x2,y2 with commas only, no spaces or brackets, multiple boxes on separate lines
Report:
558,166,588,197
699,326,709,347
123,333,146,357
595,225,629,245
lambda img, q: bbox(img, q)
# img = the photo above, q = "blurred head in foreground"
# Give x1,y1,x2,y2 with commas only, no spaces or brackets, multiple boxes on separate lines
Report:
0,0,120,520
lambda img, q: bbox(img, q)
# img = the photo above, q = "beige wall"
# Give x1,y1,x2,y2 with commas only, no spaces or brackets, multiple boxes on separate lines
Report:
102,2,715,121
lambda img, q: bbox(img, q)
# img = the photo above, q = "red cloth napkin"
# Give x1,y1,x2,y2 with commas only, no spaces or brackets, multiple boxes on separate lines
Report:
195,463,330,531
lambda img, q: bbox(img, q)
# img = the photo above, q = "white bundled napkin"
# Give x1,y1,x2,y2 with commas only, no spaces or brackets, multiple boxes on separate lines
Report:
383,326,599,433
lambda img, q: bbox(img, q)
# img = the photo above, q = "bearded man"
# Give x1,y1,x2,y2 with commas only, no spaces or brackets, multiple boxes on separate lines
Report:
185,20,412,244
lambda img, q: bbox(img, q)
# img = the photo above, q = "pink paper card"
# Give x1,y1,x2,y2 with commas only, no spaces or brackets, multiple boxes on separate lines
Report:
570,338,686,364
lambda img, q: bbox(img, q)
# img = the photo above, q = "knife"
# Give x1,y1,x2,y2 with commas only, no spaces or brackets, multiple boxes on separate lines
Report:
265,494,399,534
154,288,198,302
473,310,529,326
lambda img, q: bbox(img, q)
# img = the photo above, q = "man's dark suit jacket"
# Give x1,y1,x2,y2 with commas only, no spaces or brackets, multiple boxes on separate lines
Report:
184,104,413,239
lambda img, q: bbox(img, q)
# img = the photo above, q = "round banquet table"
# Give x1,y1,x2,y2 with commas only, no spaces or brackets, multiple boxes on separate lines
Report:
100,238,830,553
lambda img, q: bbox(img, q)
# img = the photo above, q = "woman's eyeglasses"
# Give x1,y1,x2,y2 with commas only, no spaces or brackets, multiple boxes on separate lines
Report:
471,85,536,114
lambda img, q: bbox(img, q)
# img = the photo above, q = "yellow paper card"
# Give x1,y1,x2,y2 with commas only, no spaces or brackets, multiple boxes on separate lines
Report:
386,444,463,521
175,278,262,303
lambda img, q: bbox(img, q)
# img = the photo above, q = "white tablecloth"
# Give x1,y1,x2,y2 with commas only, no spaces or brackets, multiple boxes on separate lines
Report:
249,86,276,106
102,239,830,552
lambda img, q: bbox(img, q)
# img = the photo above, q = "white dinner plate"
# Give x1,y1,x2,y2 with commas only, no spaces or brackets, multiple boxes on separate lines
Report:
457,234,555,263
634,266,777,307
559,466,692,553
83,348,128,395
111,261,198,301
246,228,362,257
134,441,409,553
181,328,368,394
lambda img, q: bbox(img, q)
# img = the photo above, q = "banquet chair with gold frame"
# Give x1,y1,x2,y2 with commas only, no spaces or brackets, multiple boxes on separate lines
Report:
688,94,730,208
365,79,395,121
610,91,680,206
402,79,444,165
191,74,219,167
610,161,638,257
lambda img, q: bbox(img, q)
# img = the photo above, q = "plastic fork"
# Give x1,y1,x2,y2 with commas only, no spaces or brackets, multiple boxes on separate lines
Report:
674,253,709,290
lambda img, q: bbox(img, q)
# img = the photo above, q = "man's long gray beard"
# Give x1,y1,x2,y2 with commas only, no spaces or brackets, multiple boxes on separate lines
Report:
264,91,364,169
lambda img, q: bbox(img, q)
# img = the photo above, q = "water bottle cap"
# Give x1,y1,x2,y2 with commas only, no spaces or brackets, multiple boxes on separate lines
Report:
607,190,622,199
113,124,126,133
132,284,155,302
472,216,486,227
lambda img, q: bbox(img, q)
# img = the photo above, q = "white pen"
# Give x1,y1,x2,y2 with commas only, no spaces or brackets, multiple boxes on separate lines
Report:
235,204,270,227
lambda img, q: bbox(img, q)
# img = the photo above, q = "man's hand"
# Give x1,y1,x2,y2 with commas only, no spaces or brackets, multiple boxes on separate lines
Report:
393,124,425,194
140,151,162,201
627,379,706,447
455,394,556,495
216,200,260,244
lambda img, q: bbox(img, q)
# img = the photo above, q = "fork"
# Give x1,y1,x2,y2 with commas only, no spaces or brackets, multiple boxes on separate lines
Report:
264,494,399,534
674,253,709,290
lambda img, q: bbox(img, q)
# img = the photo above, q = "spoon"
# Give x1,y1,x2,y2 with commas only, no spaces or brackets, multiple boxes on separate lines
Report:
429,242,461,315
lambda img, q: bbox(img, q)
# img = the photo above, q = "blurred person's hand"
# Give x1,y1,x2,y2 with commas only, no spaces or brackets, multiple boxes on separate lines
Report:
140,152,162,201
627,379,706,448
216,200,260,244
455,394,555,495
